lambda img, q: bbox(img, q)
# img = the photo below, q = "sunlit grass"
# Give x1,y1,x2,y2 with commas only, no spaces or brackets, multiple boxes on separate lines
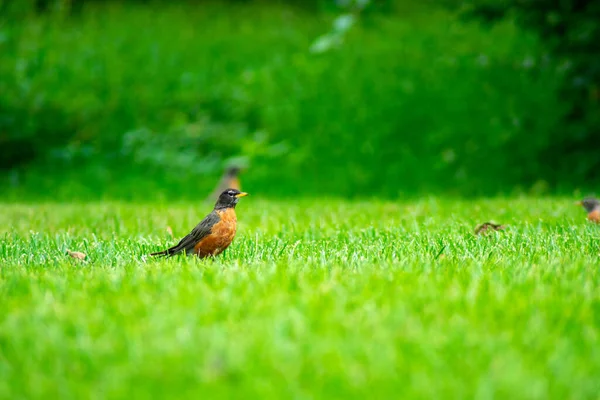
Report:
1,197,599,398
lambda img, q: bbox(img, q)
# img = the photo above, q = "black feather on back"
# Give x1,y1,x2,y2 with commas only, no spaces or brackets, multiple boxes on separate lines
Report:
151,211,221,257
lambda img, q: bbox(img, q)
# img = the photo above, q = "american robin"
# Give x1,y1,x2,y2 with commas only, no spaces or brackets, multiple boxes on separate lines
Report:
474,222,506,236
151,188,248,258
577,197,600,223
206,166,242,203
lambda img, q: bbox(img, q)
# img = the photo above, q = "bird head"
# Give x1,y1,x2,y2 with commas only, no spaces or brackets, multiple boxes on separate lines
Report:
225,166,242,177
215,188,248,209
577,197,600,213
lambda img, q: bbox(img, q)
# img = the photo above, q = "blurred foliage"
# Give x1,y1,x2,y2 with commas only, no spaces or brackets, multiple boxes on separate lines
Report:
0,0,589,200
0,0,395,16
460,0,600,183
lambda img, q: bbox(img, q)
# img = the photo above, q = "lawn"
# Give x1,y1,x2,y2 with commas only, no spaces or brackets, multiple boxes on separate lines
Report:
1,197,599,399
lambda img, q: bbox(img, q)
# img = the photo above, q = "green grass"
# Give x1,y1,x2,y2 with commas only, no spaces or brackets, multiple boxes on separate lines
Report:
1,197,599,399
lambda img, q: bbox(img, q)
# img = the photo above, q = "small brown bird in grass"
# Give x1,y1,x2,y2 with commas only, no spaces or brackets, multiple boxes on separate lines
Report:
474,222,506,236
151,189,248,258
206,166,243,203
577,197,600,223
66,249,87,260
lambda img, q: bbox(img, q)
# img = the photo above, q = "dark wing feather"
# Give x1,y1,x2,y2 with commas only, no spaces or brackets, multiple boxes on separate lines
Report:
150,211,220,257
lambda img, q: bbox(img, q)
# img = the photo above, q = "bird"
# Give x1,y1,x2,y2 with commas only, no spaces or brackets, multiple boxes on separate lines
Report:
151,188,248,258
66,249,87,260
206,166,243,204
577,197,600,223
474,222,506,236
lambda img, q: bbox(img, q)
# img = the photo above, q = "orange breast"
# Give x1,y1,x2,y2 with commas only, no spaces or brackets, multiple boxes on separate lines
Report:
588,209,600,223
194,208,237,258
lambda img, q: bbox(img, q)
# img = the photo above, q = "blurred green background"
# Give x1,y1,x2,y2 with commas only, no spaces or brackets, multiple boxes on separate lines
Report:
1,0,598,201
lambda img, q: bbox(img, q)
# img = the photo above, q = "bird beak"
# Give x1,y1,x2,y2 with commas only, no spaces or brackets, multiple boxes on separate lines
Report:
575,200,583,206
235,192,248,198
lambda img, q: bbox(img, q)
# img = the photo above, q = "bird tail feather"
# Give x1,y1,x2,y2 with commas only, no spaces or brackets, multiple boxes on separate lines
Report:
150,248,175,257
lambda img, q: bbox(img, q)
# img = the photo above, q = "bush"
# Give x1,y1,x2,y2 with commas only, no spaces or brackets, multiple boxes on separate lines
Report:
0,1,570,199
460,0,600,184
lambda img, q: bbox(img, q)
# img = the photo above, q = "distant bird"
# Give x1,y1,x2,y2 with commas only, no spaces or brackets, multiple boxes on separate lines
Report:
474,222,506,236
206,166,243,203
577,197,600,223
151,189,248,258
66,249,87,260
